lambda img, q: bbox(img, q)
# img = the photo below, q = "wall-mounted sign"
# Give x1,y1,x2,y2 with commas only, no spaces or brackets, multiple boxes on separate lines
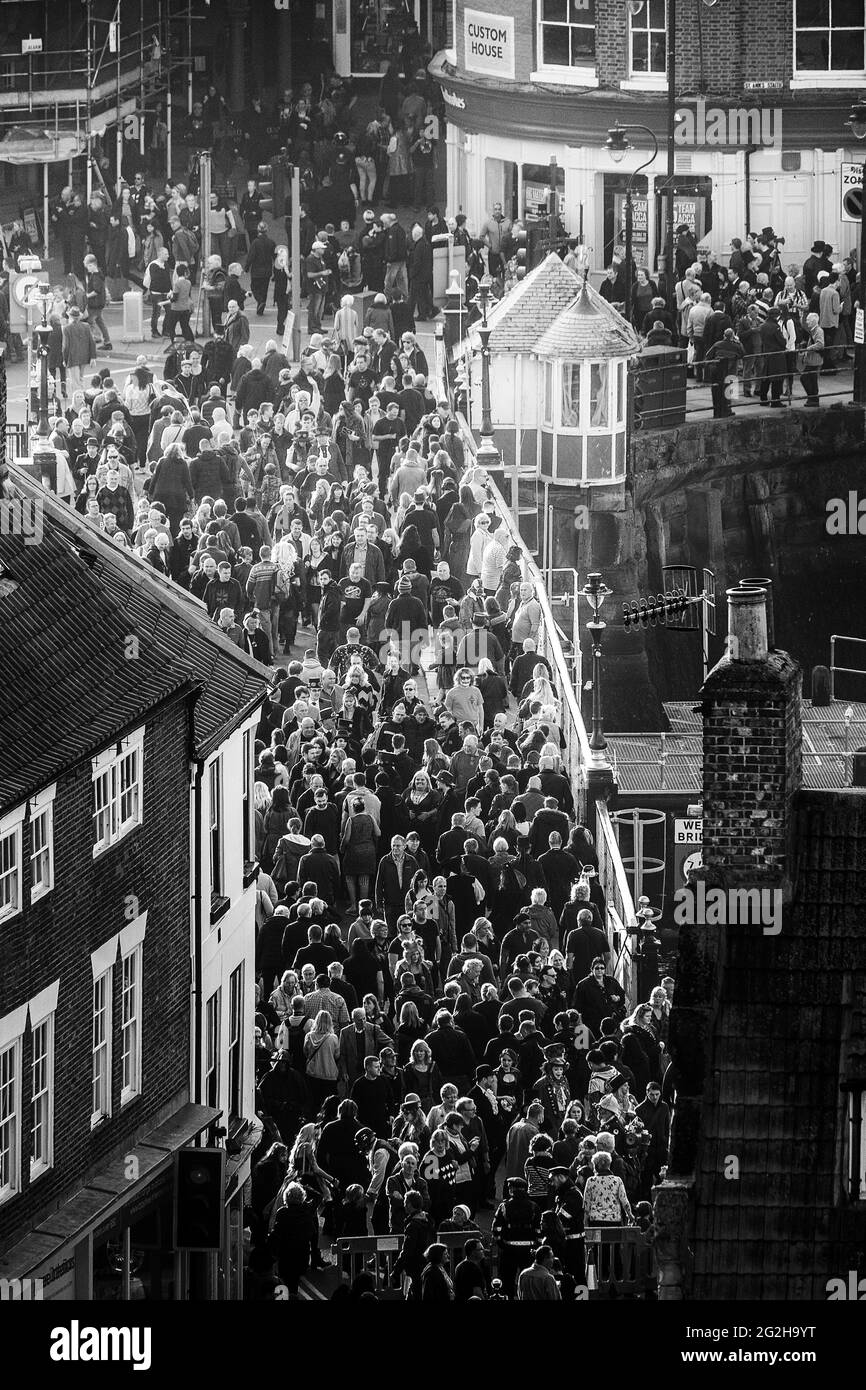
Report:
464,9,515,79
21,36,43,54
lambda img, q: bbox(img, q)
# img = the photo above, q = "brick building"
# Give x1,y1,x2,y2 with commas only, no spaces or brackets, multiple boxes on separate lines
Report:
654,585,866,1299
0,503,210,1299
0,474,270,1301
430,0,866,271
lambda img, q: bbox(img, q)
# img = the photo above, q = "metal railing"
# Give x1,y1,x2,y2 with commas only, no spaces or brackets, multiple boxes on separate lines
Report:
607,721,866,792
333,1227,654,1297
597,802,638,1003
632,345,855,430
830,635,866,702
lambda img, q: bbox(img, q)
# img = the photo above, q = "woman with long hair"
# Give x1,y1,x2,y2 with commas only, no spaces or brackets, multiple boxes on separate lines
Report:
303,1011,340,1111
322,352,347,415
260,785,294,874
401,1037,443,1112
273,244,289,335
396,523,433,578
400,770,442,862
443,483,478,589
421,737,449,781
394,1001,426,1065
341,795,379,909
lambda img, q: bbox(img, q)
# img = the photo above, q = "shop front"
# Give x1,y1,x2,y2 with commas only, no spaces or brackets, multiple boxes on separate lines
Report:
0,1102,219,1302
333,0,451,77
431,51,847,269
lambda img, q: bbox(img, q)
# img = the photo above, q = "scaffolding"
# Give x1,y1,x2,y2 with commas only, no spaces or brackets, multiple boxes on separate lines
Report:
0,1,208,251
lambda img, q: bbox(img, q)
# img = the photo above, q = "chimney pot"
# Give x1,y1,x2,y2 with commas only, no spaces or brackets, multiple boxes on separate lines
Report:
727,586,768,662
740,577,774,648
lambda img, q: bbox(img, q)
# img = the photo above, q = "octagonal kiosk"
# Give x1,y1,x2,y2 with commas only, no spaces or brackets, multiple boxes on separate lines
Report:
534,275,639,491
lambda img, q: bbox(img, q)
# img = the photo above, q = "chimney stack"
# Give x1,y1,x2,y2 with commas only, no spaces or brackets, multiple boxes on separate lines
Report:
701,584,802,888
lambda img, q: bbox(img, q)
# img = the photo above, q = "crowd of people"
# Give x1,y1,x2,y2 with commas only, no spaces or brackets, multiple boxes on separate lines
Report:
596,227,852,415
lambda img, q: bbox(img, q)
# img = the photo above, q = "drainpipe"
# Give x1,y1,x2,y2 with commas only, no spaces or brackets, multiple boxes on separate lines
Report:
744,144,758,238
191,759,203,1104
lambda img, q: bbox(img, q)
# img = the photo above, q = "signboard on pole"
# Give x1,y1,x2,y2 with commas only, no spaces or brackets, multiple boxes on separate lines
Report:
281,311,296,359
855,307,865,346
842,162,863,222
614,193,648,267
673,816,702,886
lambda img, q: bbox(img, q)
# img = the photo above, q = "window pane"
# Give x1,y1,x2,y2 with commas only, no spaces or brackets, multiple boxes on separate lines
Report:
632,32,649,70
832,30,864,65
649,0,666,26
571,0,596,20
0,1044,17,1190
796,0,829,22
796,32,829,66
572,27,596,61
836,0,864,22
543,0,569,19
591,363,610,426
542,25,571,65
649,33,667,70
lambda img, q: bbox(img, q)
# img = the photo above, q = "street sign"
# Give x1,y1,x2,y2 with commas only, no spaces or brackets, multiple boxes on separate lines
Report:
673,817,702,888
856,308,865,346
841,161,863,222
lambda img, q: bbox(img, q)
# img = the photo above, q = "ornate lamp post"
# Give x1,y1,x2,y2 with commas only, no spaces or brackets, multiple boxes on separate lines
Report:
32,282,54,439
582,571,613,755
605,122,659,324
472,274,501,468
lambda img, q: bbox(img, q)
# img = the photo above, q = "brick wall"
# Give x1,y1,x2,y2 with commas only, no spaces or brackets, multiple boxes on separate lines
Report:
701,654,803,884
0,696,193,1252
455,0,865,102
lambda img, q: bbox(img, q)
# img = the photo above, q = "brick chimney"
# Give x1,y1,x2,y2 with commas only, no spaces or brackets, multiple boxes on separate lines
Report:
701,586,802,888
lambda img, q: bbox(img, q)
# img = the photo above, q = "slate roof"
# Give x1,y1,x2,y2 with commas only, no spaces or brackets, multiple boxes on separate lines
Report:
533,279,641,360
6,469,271,766
0,512,192,808
689,789,866,1300
487,252,584,354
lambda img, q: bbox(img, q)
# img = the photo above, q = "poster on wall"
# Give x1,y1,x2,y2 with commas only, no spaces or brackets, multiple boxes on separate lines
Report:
614,194,649,266
463,10,515,79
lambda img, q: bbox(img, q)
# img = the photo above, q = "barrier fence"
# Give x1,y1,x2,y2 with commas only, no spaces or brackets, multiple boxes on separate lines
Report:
333,1226,655,1298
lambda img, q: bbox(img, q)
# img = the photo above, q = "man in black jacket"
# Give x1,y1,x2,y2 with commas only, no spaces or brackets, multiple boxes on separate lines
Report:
408,224,435,320
83,254,112,350
202,326,235,391
573,959,626,1036
245,222,276,315
382,213,409,299
564,909,610,987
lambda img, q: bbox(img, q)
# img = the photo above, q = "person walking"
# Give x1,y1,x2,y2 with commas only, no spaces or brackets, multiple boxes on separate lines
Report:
83,255,112,351
245,222,277,317
61,307,97,394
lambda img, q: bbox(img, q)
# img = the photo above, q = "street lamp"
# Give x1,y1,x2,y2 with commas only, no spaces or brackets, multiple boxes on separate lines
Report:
604,122,659,323
628,0,721,315
472,274,500,467
847,102,866,406
31,282,53,439
582,572,612,754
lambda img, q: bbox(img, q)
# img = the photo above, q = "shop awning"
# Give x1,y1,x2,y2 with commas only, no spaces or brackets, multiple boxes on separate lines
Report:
0,125,86,165
0,1102,220,1282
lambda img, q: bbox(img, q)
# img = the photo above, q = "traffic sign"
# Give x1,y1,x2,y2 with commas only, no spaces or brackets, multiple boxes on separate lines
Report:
841,161,863,222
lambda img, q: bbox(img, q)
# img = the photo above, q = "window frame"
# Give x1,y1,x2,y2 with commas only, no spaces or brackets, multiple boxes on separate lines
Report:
28,981,59,1182
0,1034,22,1204
91,966,114,1129
628,0,667,78
242,729,255,869
205,988,221,1111
0,804,25,926
228,964,244,1121
208,756,224,900
29,1015,54,1179
29,784,57,904
120,944,143,1106
792,0,866,86
92,728,145,859
533,0,600,86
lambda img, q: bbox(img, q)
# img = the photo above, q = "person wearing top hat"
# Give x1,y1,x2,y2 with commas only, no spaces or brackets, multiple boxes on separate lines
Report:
533,1046,572,1137
802,241,829,297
